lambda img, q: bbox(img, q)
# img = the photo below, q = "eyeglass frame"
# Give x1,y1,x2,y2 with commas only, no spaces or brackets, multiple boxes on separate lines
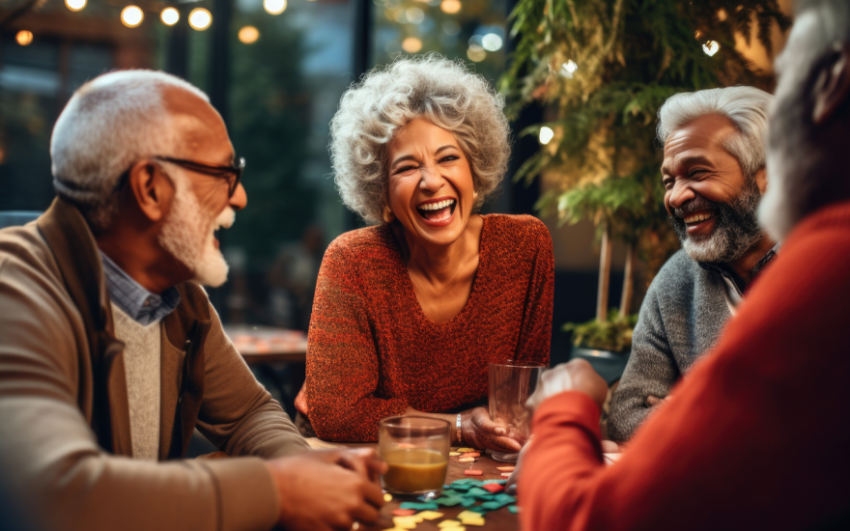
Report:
114,156,246,198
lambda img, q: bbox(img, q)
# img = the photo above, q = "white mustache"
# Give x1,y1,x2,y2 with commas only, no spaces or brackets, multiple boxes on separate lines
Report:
215,207,236,231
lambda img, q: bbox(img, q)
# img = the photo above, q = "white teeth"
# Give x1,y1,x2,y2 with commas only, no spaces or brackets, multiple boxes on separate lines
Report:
684,212,713,224
419,199,456,211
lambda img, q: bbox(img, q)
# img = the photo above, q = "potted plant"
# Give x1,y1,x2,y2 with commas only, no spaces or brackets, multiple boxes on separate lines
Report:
499,0,789,381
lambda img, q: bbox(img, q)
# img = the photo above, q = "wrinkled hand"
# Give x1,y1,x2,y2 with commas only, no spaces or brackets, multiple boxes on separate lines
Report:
294,383,309,415
266,449,387,531
526,359,608,412
461,407,523,453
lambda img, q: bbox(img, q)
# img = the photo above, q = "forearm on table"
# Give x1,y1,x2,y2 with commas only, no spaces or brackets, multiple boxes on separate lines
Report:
310,394,408,442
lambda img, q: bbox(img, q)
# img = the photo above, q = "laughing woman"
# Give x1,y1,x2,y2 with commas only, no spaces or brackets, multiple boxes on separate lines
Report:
297,56,554,446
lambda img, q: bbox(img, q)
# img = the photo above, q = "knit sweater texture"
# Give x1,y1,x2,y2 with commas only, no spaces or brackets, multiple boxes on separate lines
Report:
518,198,850,531
112,303,161,461
305,214,554,442
608,249,732,441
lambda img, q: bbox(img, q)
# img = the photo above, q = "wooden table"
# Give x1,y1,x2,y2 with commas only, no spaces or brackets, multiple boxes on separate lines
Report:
224,324,307,364
307,439,520,531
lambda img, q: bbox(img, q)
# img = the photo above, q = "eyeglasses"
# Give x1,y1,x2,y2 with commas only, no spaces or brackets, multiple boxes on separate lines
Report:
155,156,245,198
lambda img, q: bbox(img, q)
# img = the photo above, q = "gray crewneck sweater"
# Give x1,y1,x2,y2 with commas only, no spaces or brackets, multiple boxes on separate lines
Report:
608,250,732,442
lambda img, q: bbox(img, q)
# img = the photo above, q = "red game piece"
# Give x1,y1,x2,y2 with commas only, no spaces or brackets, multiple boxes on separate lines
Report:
464,469,484,476
482,483,504,493
461,452,481,458
391,509,417,516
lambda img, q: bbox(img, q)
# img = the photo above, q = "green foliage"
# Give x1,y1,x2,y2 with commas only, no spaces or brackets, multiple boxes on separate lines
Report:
227,14,318,261
563,310,638,352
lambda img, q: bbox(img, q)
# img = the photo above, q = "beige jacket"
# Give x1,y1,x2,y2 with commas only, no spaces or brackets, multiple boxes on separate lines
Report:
0,198,309,531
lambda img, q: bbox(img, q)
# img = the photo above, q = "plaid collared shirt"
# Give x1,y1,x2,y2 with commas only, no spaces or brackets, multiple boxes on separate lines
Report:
99,251,181,326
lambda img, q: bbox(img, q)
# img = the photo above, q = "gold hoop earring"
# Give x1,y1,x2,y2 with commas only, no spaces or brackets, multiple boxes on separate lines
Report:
382,206,395,223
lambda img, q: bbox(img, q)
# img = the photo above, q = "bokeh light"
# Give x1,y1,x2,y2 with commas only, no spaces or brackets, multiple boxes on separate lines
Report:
481,33,502,51
65,0,86,12
402,37,422,53
702,40,720,56
539,126,554,145
263,0,287,15
405,7,424,24
238,26,260,44
189,8,212,30
15,30,33,46
161,7,179,26
120,6,144,28
466,47,486,62
560,60,578,78
441,0,461,14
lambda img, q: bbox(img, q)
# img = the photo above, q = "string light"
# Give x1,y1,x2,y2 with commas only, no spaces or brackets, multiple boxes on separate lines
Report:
65,0,86,12
467,47,486,62
263,0,286,15
441,0,461,14
482,33,502,51
539,126,555,145
161,7,179,26
16,30,33,46
703,40,720,56
560,60,578,78
121,6,144,28
238,26,259,44
188,8,212,30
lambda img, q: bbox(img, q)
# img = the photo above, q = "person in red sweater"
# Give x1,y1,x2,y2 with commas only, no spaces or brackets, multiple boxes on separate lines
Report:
517,0,850,528
297,56,554,444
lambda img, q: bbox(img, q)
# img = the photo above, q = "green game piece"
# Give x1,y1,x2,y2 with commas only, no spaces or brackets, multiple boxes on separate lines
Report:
435,497,463,507
440,489,462,497
465,487,493,498
480,500,509,511
399,502,439,510
494,493,517,504
508,505,519,514
469,506,490,513
458,497,477,507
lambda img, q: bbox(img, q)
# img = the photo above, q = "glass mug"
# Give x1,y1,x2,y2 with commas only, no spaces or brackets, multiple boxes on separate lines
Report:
488,360,545,462
378,416,450,496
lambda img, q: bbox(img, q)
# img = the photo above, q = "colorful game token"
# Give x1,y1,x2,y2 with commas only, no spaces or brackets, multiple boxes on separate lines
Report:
508,504,520,514
500,472,512,477
399,502,439,510
417,511,444,520
449,452,461,456
384,493,393,502
496,466,516,472
392,516,419,529
391,509,417,517
482,483,504,493
438,520,463,528
460,452,480,457
457,510,480,520
456,447,476,453
464,469,484,476
458,457,476,463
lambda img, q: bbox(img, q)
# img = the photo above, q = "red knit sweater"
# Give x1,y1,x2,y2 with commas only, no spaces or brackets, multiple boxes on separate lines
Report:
519,200,850,531
305,214,554,442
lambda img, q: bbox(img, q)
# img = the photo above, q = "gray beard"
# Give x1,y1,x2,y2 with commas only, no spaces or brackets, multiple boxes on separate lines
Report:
670,182,764,264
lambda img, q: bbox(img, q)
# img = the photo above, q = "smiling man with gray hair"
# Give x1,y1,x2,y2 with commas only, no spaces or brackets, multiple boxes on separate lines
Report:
0,70,386,531
609,86,778,442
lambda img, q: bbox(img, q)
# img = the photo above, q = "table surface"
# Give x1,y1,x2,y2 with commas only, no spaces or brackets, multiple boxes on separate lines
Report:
307,439,519,531
223,325,307,364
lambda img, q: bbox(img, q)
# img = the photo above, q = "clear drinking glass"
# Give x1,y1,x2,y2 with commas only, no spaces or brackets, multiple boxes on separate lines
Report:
378,416,450,496
488,360,545,462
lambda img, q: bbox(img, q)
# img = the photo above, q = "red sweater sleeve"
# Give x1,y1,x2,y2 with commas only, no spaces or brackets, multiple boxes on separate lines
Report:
514,220,554,366
305,240,407,442
519,210,850,531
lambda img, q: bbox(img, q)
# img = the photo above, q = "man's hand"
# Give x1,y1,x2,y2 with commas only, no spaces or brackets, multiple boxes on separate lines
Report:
265,449,387,531
461,407,523,453
526,359,608,412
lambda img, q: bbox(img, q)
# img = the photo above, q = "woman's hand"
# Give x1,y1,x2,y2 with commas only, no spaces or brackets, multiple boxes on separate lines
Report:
461,407,523,453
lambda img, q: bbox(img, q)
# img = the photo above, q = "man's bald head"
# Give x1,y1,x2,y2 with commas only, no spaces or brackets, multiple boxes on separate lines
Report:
50,70,221,230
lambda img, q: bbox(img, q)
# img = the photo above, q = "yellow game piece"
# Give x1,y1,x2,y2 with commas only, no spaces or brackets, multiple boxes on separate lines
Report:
456,447,475,453
391,518,417,529
456,511,480,520
438,520,463,528
461,518,484,527
417,511,444,520
449,452,461,456
384,493,393,502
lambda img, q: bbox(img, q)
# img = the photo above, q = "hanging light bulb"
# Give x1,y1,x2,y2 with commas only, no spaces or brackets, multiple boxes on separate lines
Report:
188,8,212,30
539,126,555,145
65,0,86,12
238,26,259,44
16,30,34,46
121,6,144,28
161,7,180,26
703,40,720,57
263,0,286,15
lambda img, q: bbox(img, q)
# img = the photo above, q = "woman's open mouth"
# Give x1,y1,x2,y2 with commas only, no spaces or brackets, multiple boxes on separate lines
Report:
416,198,457,226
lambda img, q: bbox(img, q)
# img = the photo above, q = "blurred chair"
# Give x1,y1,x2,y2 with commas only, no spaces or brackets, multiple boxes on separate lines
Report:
0,211,41,230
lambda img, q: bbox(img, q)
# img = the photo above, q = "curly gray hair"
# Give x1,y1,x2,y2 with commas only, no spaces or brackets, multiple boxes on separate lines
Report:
330,55,511,224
